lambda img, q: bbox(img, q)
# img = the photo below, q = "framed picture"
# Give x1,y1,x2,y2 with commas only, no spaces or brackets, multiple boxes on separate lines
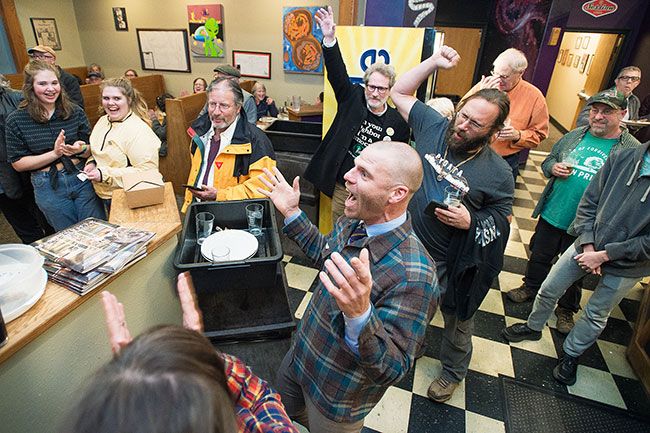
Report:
561,49,568,65
233,51,271,79
579,54,589,74
575,36,582,49
556,49,564,63
113,7,128,31
586,54,595,75
283,7,324,74
30,18,61,50
573,55,580,68
136,29,191,73
187,4,225,58
582,36,590,49
567,53,574,67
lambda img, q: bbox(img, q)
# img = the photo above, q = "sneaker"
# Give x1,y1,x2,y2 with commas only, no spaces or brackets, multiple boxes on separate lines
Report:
553,354,578,385
506,284,536,303
502,323,542,342
427,376,459,403
555,307,575,335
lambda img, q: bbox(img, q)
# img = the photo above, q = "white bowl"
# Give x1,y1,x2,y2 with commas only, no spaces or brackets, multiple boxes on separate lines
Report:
0,244,46,322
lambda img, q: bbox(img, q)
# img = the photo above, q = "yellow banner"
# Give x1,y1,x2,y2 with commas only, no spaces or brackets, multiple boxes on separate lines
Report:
319,25,428,232
322,25,427,133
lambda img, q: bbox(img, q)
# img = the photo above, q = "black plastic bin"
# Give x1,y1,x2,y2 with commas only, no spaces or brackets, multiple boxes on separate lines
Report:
264,119,322,154
174,199,295,341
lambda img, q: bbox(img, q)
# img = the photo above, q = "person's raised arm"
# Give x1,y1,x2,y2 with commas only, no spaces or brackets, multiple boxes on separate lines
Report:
315,6,336,45
390,46,460,121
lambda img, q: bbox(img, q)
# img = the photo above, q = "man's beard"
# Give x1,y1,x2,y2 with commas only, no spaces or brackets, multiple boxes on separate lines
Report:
444,124,492,154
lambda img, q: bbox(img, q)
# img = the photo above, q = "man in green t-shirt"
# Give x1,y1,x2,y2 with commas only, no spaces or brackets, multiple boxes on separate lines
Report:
505,90,640,333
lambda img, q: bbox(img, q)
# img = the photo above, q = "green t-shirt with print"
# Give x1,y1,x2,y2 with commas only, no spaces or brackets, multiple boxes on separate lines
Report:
542,132,617,230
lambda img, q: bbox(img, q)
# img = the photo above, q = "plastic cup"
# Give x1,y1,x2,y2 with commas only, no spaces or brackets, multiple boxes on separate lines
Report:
210,245,230,262
246,203,264,236
443,186,462,207
195,212,214,245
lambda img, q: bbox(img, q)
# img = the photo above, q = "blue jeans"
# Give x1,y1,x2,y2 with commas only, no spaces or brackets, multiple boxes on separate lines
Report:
31,169,106,231
527,244,641,357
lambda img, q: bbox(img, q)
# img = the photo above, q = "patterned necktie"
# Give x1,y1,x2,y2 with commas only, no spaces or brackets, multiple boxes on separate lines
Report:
201,133,221,185
348,221,367,244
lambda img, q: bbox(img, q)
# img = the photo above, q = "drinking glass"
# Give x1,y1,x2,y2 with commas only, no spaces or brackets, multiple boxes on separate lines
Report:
195,212,214,245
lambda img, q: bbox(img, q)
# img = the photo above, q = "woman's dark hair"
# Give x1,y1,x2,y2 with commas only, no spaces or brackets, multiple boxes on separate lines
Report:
20,60,75,122
156,93,174,112
193,77,208,92
63,326,237,433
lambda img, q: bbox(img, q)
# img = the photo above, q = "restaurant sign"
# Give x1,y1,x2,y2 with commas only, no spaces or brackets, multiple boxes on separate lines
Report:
581,0,618,18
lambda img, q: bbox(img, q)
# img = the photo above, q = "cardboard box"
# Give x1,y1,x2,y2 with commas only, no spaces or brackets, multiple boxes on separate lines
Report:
122,170,164,209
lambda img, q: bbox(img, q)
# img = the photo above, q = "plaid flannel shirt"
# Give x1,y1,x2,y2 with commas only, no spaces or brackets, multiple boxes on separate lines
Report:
223,353,299,433
283,212,438,422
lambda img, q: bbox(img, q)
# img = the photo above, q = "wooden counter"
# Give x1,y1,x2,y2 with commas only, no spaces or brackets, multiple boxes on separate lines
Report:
287,104,323,122
0,183,183,432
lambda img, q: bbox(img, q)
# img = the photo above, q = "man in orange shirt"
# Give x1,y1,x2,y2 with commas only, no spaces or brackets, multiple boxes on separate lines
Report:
463,48,549,180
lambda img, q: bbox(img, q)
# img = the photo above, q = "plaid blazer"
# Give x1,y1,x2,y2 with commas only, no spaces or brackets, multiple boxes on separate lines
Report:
284,212,439,422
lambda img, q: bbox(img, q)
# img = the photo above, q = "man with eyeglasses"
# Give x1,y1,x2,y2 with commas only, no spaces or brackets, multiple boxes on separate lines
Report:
577,66,642,128
502,90,649,387
391,47,514,404
181,77,275,211
304,6,409,224
463,48,549,181
27,45,84,108
505,90,640,334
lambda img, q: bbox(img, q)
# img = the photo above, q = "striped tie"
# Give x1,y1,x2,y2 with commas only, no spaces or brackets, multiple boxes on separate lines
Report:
348,222,367,244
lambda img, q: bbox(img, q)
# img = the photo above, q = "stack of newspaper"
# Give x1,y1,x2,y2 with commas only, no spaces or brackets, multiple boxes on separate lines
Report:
32,218,155,295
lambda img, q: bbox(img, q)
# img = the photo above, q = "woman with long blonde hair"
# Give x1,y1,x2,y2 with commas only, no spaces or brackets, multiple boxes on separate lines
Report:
84,77,160,205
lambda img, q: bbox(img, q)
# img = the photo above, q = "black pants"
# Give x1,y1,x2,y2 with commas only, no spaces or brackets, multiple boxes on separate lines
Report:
503,152,520,182
524,217,582,312
0,190,53,244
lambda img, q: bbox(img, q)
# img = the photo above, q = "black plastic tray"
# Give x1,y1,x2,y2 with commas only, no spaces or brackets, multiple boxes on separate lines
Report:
264,119,322,154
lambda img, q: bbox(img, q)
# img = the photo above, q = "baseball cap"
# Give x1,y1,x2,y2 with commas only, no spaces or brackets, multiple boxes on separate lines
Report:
588,89,627,110
27,45,56,58
212,64,241,78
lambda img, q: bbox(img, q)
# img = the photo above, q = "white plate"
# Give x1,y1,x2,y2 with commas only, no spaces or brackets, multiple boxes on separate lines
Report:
2,268,47,323
260,116,276,123
200,229,259,262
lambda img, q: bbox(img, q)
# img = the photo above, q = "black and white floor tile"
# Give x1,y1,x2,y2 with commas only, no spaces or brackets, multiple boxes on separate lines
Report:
280,151,649,433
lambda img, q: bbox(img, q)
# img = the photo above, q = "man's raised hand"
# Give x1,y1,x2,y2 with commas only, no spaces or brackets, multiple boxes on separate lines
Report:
432,46,460,70
258,167,301,218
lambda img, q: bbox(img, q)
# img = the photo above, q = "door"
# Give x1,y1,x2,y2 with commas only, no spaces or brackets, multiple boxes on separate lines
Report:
434,26,483,99
545,31,623,131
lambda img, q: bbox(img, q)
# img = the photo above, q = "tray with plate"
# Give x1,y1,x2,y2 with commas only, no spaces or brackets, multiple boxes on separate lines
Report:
200,230,259,262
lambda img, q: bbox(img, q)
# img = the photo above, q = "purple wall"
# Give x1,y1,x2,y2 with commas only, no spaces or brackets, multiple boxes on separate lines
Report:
365,0,438,27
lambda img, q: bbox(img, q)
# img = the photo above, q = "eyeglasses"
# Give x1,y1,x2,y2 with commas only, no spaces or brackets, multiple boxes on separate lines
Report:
208,102,234,111
457,111,488,130
31,53,54,60
365,84,389,94
589,106,617,116
491,70,518,80
617,75,640,82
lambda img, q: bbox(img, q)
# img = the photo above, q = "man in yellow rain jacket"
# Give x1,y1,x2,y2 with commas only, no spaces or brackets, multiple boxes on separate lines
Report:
182,77,275,212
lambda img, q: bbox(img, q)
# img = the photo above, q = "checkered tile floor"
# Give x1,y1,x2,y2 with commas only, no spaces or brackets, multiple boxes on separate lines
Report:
279,151,649,433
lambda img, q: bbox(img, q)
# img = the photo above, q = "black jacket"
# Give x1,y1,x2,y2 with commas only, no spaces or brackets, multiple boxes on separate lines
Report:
304,42,408,197
0,86,24,198
58,66,84,108
442,208,510,321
